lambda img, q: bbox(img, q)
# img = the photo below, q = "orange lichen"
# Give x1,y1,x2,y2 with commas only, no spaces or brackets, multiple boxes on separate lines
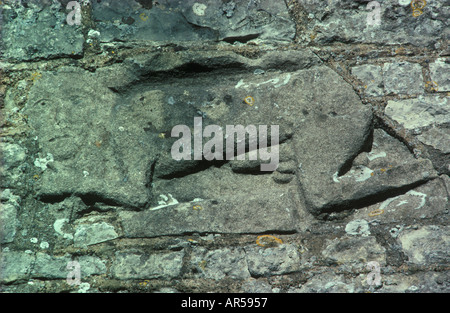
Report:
411,0,426,10
256,235,283,247
368,208,384,217
30,72,42,81
244,96,255,106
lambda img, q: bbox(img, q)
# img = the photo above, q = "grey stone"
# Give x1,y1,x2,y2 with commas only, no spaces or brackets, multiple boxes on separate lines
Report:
119,191,297,237
180,0,295,42
31,253,106,279
190,247,250,280
0,142,28,187
345,219,371,237
351,177,449,224
385,96,449,129
78,256,108,277
322,236,386,266
92,0,216,42
397,225,450,266
0,189,21,205
111,250,185,280
22,49,321,209
23,66,159,208
92,0,295,43
351,64,384,97
73,222,118,248
296,270,360,293
0,203,18,243
383,62,424,95
244,244,301,277
296,126,438,215
2,2,84,61
381,272,450,293
429,58,450,91
418,127,450,153
302,0,447,47
241,278,274,293
0,251,34,283
31,253,71,279
0,143,27,169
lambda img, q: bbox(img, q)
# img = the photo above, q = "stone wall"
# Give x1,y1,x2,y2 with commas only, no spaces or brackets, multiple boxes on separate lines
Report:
0,0,448,293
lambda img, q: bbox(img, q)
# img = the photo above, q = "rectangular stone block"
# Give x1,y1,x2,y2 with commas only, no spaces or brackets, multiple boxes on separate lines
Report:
244,244,301,277
118,191,298,238
111,251,185,280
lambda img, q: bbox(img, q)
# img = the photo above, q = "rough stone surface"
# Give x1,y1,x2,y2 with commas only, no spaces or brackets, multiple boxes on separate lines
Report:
1,0,449,294
119,192,298,237
190,247,250,281
0,203,18,243
385,96,449,129
111,250,185,280
351,64,384,97
0,251,34,284
418,127,450,154
429,58,450,91
2,2,84,61
91,0,295,43
245,244,301,277
382,62,424,95
299,0,448,47
322,236,386,266
73,222,118,248
398,225,449,266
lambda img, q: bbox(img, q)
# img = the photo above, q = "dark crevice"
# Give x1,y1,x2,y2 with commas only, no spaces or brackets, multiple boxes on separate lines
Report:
174,62,215,74
157,159,229,180
316,178,432,220
37,192,126,208
374,115,416,155
240,230,298,236
337,127,374,177
125,229,297,240
143,159,158,210
221,33,260,44
157,134,292,180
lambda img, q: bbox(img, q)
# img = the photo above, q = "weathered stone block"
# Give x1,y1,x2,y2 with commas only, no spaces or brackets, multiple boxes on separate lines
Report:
0,203,18,244
322,236,386,266
244,244,301,277
111,250,185,280
190,247,250,280
74,222,118,248
383,62,424,95
397,225,450,265
385,96,449,129
351,64,384,97
429,58,450,91
119,192,297,237
2,2,84,61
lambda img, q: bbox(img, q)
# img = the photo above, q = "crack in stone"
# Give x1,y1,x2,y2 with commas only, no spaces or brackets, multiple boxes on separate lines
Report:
316,178,433,220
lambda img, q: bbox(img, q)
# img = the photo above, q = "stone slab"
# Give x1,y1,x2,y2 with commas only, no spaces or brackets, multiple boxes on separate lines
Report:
1,2,84,61
244,244,301,277
119,191,298,237
397,225,450,266
351,64,384,97
111,250,185,280
385,95,449,129
430,58,450,91
92,0,295,43
190,247,250,280
383,62,424,95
